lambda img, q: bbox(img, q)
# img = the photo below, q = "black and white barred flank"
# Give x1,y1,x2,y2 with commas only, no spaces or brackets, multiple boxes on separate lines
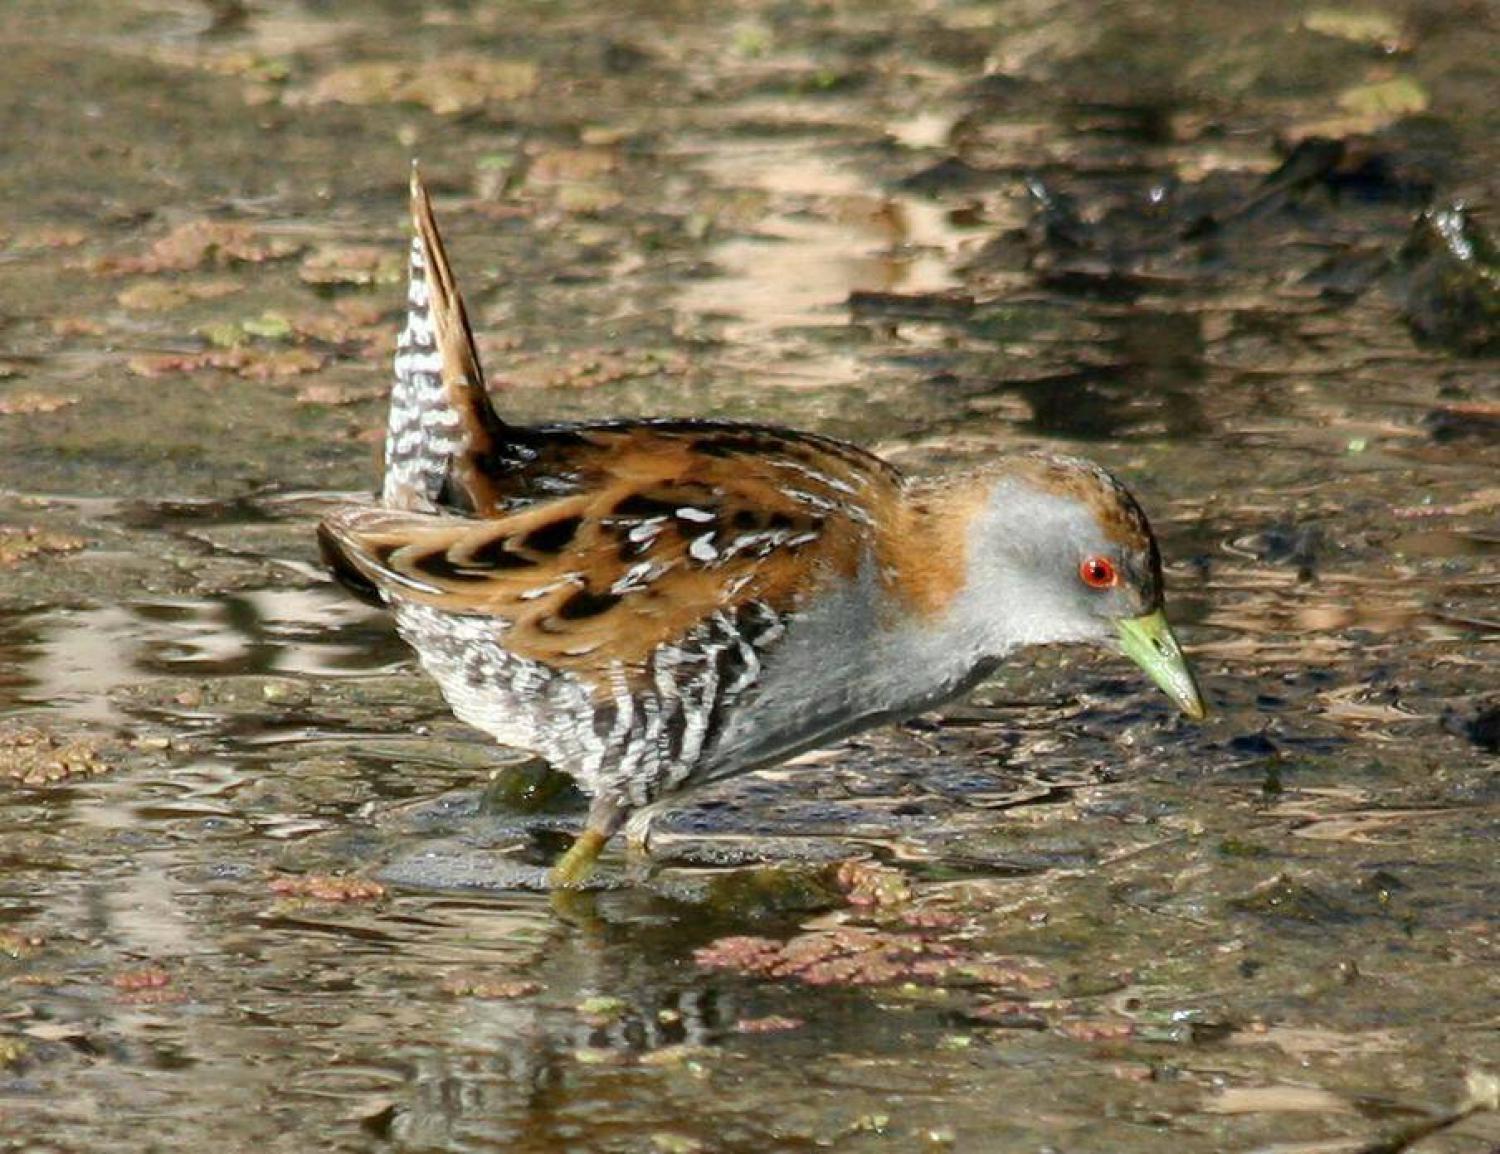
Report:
395,599,787,809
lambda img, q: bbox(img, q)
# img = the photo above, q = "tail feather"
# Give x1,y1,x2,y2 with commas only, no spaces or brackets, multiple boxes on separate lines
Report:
316,518,386,608
384,166,509,512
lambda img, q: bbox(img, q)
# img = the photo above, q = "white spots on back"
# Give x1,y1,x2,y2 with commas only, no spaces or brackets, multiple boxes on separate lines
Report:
785,484,867,526
628,517,666,543
716,524,818,563
688,533,719,563
722,569,755,602
611,559,671,596
783,487,836,512
780,457,858,496
517,573,585,601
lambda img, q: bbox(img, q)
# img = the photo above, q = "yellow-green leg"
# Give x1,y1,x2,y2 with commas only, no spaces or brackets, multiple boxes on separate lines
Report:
548,798,624,889
549,828,610,888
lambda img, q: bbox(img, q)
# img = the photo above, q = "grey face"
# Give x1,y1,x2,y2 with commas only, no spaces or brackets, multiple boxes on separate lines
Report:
966,480,1162,650
963,468,1204,720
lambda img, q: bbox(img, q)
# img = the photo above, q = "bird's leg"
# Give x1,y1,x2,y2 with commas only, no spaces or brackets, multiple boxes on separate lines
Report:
622,804,662,884
549,830,608,889
549,797,625,889
622,805,657,855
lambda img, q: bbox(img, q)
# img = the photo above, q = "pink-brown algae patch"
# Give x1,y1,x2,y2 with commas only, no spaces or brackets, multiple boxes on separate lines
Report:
696,927,961,988
96,219,301,275
112,967,186,1006
0,392,79,416
299,244,403,287
440,975,542,1000
13,226,87,251
294,382,385,407
965,997,1144,1043
967,1000,1050,1030
0,523,87,569
125,296,392,385
835,859,913,908
49,316,107,338
695,875,1065,1021
505,348,691,392
291,56,538,115
0,931,44,960
1054,1018,1137,1043
116,278,242,312
127,346,326,382
268,873,387,903
0,726,112,786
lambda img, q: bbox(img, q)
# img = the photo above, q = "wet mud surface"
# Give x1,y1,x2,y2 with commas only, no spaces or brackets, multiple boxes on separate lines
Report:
1,2,1496,1152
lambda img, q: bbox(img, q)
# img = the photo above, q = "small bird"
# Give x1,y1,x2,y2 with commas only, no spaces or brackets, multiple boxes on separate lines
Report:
318,170,1206,888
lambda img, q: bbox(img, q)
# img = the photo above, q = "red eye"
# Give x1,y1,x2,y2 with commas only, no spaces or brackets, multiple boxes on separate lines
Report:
1079,556,1118,589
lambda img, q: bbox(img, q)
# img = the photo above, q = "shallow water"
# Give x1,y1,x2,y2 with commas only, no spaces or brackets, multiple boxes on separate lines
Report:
1,2,1496,1152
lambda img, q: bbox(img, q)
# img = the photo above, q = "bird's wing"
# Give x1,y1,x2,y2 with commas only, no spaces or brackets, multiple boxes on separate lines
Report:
321,424,907,682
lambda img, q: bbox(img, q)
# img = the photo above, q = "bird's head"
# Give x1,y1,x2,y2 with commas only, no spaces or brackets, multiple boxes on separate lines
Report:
944,453,1205,719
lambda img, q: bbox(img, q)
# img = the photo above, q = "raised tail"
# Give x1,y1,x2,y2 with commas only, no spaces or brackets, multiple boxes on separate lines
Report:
384,166,512,513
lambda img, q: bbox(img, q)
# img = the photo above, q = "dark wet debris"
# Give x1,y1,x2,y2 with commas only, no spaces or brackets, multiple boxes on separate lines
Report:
1226,731,1281,760
1228,874,1361,925
847,289,975,320
936,122,1480,364
1183,136,1432,240
480,757,587,815
1422,401,1500,442
690,863,846,915
1390,203,1499,354
1443,702,1500,754
897,155,1001,195
377,846,583,894
1243,520,1326,582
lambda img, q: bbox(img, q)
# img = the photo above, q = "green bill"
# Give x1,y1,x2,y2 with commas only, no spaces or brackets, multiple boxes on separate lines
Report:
1115,609,1206,719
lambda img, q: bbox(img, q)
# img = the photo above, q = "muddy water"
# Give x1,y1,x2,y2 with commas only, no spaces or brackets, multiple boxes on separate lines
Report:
1,2,1496,1152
